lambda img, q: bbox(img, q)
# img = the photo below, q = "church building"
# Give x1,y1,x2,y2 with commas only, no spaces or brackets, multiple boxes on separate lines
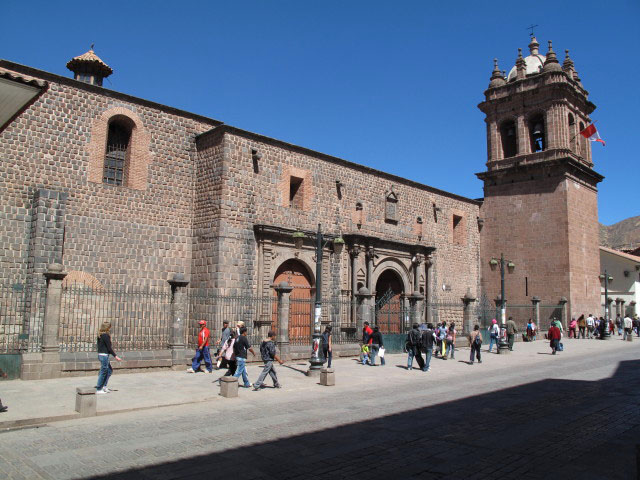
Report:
0,36,604,378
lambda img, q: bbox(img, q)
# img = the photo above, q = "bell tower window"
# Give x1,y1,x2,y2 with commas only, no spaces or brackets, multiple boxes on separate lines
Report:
500,120,517,158
529,114,545,152
103,119,132,186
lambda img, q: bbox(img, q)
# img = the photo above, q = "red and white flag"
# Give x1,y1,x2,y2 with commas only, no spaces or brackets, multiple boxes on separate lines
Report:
580,124,606,146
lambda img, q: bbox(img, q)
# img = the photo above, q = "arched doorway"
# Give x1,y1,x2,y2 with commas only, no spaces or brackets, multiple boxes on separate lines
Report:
375,269,405,333
273,259,314,345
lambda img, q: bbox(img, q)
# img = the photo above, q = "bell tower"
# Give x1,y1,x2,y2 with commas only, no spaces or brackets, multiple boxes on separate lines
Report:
477,37,604,323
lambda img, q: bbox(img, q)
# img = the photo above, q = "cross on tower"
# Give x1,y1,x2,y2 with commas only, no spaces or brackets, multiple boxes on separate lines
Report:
526,24,539,38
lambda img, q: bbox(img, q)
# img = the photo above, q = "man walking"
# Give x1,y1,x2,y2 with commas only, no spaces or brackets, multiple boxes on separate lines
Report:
187,320,213,373
549,322,562,354
586,314,595,338
421,323,436,372
623,314,632,340
253,330,283,390
233,326,256,387
506,316,517,351
406,323,424,370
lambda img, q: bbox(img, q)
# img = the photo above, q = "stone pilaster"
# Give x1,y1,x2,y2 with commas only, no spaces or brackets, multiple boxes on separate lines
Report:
532,296,540,328
356,287,374,336
462,288,477,334
408,292,424,326
168,273,190,368
274,281,293,361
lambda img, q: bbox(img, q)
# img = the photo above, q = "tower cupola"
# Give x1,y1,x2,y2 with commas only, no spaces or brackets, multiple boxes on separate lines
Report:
488,58,506,88
542,41,563,73
66,46,113,87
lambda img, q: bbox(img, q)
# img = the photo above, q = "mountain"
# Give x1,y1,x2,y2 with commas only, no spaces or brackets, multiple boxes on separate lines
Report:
600,216,640,250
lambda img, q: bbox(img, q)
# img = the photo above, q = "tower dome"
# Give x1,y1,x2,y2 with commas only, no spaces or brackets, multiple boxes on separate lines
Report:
507,36,545,82
66,45,113,87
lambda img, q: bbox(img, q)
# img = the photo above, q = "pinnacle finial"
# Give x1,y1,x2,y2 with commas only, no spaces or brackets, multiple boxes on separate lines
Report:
543,39,562,72
489,58,506,88
518,48,523,59
529,36,540,55
90,43,95,51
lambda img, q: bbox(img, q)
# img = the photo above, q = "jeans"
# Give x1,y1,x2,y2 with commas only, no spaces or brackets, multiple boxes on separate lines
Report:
233,357,250,387
488,335,498,352
579,326,586,338
422,348,433,370
323,346,332,368
253,361,279,388
407,347,423,369
362,354,369,365
192,346,213,372
447,340,455,358
470,343,481,363
370,344,379,365
96,354,112,390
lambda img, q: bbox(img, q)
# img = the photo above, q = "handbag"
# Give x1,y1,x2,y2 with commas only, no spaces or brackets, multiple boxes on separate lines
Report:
379,347,385,358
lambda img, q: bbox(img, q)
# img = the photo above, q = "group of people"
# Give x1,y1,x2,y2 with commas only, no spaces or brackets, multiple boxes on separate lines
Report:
360,322,385,366
189,320,284,391
404,321,460,371
566,313,640,340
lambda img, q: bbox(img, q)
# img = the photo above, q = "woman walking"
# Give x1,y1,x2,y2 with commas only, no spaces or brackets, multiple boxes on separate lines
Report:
468,325,482,364
322,325,333,368
96,322,121,394
217,330,238,376
488,319,499,352
446,323,456,359
369,326,385,366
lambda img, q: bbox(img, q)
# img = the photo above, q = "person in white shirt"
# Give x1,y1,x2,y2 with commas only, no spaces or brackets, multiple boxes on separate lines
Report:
623,315,633,340
586,315,595,339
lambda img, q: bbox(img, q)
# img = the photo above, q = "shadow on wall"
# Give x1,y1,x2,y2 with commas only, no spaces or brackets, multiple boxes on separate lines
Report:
91,360,640,480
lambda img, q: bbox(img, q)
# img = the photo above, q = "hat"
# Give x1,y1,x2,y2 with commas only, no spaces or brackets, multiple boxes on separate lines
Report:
198,320,206,325
492,319,497,324
237,321,245,327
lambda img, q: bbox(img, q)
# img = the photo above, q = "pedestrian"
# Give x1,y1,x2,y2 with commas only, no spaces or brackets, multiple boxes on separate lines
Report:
421,323,436,372
586,314,595,338
468,324,483,364
526,319,534,342
96,322,122,394
0,367,8,412
488,319,499,352
216,330,237,376
233,326,256,388
438,322,448,358
234,321,245,337
217,320,232,359
252,330,283,390
406,323,424,370
634,316,640,337
186,320,213,374
506,316,517,351
369,325,385,366
549,322,561,354
623,315,632,340
609,318,615,336
446,323,456,359
530,320,537,341
361,321,373,364
322,325,333,368
615,315,622,336
361,343,370,365
577,314,586,339
568,318,577,338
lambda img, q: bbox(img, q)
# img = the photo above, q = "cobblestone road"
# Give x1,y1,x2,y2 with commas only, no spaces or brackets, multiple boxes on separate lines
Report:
0,340,638,479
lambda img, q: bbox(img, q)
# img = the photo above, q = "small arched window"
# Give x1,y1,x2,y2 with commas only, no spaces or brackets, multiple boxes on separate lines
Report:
499,120,517,158
568,113,575,126
529,114,545,152
103,117,133,186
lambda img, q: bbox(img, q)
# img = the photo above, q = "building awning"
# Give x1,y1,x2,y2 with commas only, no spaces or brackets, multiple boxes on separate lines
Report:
0,71,46,131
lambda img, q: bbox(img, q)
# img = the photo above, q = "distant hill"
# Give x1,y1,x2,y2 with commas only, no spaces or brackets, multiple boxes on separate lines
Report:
600,216,640,250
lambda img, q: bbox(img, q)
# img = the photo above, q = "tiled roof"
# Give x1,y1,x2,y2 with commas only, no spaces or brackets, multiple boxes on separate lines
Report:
0,68,47,88
600,245,640,263
66,49,113,76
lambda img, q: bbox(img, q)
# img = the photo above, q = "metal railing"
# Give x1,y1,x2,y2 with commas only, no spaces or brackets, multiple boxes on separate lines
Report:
0,283,47,353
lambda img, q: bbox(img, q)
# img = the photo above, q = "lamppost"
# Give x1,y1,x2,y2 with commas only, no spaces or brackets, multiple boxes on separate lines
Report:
293,224,344,375
599,270,613,340
490,253,515,354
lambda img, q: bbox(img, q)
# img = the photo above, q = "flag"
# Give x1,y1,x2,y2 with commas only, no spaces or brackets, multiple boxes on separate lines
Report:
580,124,606,146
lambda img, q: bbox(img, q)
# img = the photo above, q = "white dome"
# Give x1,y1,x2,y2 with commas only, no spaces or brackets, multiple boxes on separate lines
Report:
507,53,545,81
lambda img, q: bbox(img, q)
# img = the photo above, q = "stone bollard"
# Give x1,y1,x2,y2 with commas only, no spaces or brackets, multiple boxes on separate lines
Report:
627,333,633,342
75,387,97,417
320,367,335,386
219,376,239,398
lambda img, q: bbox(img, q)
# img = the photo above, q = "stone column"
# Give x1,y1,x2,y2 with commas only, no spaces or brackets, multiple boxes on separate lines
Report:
606,298,614,320
462,288,477,334
559,297,568,330
424,256,433,324
274,282,293,361
349,247,360,325
365,247,375,292
356,287,374,336
532,296,540,328
408,292,424,326
168,273,190,368
615,298,623,318
630,301,637,317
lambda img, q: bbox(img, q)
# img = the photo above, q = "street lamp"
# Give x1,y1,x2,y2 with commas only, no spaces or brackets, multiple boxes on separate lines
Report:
599,271,613,340
490,253,514,354
293,223,344,375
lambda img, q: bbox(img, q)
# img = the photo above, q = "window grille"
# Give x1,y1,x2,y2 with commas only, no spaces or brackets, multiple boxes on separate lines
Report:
103,144,127,185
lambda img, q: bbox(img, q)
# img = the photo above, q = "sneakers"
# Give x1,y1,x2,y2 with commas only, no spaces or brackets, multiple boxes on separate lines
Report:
274,384,282,389
0,406,8,413
252,386,260,391
96,389,107,395
102,387,112,393
206,370,213,374
186,367,195,373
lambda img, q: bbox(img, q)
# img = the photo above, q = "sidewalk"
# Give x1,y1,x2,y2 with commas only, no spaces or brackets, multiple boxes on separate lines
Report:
0,335,636,429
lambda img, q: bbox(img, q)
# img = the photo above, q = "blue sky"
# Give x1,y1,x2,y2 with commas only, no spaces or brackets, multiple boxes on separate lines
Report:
2,0,638,225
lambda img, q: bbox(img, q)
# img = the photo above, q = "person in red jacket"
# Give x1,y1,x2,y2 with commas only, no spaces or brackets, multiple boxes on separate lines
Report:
187,320,213,373
548,323,562,355
361,322,373,365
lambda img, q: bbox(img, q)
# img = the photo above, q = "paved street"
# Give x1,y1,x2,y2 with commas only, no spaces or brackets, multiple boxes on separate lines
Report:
0,338,638,479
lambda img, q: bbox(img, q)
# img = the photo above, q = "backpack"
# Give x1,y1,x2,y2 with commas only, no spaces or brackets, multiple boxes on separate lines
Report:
409,329,421,347
474,332,482,345
260,340,276,361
